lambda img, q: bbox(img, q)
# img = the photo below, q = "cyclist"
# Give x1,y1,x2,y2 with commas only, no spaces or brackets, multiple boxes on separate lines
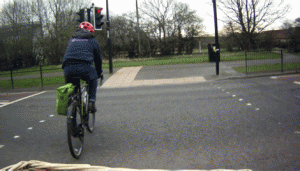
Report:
62,21,102,113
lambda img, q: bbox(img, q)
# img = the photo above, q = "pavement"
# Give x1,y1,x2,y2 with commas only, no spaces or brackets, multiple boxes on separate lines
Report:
1,60,300,93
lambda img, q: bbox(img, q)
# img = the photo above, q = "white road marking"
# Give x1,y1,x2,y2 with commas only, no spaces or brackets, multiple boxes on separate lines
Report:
239,99,243,101
247,103,252,106
232,95,236,97
39,120,45,123
0,145,4,148
28,127,33,130
49,115,54,117
0,91,46,108
255,108,260,111
270,76,278,79
14,135,20,139
293,81,300,85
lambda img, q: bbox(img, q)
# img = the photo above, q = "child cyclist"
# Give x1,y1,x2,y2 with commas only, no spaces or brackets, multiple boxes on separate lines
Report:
62,21,103,113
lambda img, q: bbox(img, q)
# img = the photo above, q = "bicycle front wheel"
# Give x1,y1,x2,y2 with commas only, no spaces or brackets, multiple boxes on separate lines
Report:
67,101,84,159
83,88,95,133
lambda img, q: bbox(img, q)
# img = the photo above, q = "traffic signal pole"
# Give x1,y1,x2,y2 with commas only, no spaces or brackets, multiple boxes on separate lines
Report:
106,0,113,73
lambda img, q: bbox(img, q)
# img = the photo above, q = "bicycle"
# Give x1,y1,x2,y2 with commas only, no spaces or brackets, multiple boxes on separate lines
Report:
66,76,103,159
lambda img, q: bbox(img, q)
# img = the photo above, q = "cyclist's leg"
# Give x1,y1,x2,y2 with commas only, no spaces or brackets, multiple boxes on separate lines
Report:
88,78,98,102
77,64,98,112
64,65,80,93
79,65,98,101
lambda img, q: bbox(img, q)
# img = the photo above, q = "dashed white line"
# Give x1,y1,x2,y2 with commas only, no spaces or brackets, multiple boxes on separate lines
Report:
247,103,252,106
255,108,260,111
49,115,54,117
232,95,236,97
28,127,33,130
293,81,300,85
270,76,278,79
39,120,45,123
14,135,20,139
239,99,243,101
0,145,4,148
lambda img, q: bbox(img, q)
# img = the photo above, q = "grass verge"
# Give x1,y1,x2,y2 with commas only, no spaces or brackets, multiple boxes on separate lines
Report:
0,76,65,89
0,51,281,77
0,51,287,89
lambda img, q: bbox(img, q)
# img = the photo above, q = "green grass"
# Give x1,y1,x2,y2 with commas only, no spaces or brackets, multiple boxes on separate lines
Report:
0,51,281,77
0,65,63,77
0,76,65,89
0,51,287,89
110,55,209,68
220,51,281,61
233,62,300,73
0,54,209,77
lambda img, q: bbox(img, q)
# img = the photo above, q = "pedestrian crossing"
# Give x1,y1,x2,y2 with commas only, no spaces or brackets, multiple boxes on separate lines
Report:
100,66,206,88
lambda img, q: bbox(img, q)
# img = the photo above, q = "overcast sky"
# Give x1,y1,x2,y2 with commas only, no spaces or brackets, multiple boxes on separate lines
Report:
0,0,299,34
93,0,300,35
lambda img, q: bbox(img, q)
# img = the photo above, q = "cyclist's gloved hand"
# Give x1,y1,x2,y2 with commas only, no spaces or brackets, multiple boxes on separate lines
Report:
99,73,103,80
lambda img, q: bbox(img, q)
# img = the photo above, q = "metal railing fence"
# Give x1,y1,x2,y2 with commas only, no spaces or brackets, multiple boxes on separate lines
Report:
244,50,300,74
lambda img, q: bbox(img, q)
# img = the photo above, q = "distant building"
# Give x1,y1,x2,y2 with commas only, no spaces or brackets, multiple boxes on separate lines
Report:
260,29,290,42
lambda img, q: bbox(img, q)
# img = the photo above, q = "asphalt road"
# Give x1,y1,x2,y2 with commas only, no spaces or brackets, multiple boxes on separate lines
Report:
0,76,300,170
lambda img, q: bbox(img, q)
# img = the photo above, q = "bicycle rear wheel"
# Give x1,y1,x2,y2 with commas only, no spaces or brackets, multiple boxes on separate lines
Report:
67,101,84,159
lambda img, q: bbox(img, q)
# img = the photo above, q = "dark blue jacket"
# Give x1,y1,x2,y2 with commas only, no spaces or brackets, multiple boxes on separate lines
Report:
62,29,102,77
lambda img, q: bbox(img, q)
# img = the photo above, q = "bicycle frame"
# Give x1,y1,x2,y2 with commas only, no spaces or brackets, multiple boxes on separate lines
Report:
81,82,89,117
68,82,89,118
67,77,101,159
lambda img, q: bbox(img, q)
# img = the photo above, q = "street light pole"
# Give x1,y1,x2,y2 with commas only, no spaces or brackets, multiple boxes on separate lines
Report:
107,0,113,73
212,0,220,75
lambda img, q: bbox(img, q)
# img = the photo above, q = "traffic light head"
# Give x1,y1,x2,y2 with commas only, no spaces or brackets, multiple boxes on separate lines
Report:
94,7,104,30
76,9,85,23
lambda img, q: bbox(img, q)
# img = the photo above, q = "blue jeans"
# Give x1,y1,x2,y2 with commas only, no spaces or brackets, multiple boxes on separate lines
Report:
64,63,98,102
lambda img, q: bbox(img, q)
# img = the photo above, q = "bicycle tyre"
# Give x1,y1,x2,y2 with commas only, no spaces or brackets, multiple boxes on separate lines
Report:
67,100,84,159
86,110,95,133
85,94,95,133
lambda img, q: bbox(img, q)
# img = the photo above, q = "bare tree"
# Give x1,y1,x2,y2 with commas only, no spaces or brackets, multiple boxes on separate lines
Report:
0,0,40,69
280,20,293,30
140,0,175,55
217,0,290,50
140,0,204,55
44,0,90,64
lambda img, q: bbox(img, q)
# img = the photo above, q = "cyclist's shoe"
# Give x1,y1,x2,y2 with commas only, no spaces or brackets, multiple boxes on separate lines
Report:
88,101,97,113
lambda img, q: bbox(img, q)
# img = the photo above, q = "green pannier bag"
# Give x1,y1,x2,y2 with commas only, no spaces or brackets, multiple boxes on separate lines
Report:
56,83,76,116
